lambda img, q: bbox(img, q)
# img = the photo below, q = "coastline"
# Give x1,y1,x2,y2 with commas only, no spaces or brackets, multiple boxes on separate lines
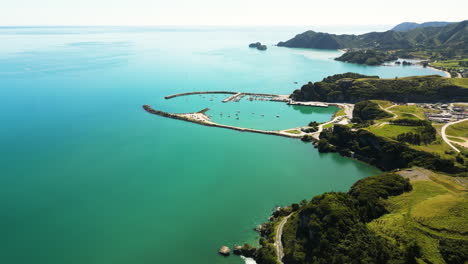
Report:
427,65,451,78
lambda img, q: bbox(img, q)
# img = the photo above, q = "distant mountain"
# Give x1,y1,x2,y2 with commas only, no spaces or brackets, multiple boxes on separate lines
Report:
277,20,468,52
392,21,454,32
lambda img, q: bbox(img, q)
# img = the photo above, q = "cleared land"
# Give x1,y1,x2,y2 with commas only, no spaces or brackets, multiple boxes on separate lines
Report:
368,168,467,264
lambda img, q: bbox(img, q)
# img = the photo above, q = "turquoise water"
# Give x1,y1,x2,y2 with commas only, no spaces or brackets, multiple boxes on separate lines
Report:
0,27,444,264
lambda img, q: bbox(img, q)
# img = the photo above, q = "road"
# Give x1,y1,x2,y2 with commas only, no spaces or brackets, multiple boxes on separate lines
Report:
275,213,293,264
379,104,398,119
441,118,468,153
310,103,353,140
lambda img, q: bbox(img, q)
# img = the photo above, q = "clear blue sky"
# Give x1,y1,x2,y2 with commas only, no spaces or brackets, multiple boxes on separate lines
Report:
2,0,467,26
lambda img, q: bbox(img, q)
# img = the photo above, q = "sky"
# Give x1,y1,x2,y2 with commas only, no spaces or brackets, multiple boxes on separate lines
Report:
1,0,467,26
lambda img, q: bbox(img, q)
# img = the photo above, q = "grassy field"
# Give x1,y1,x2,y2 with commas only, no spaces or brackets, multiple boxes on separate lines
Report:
285,130,301,134
450,78,468,88
371,100,393,109
323,123,334,129
366,122,458,160
366,124,418,140
391,105,426,120
333,108,346,118
447,136,465,143
368,168,468,264
446,120,468,138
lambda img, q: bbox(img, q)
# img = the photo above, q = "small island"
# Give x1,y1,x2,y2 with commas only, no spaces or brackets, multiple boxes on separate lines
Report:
249,42,267,50
335,49,398,65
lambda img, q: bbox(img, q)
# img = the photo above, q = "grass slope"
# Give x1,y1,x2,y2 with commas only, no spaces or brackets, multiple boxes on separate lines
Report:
368,168,468,264
446,120,468,138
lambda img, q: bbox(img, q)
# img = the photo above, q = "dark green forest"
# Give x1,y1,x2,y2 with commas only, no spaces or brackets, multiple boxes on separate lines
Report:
290,73,468,103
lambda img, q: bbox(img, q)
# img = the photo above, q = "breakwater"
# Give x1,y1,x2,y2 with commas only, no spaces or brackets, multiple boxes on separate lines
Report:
164,91,290,102
142,105,304,139
164,91,236,99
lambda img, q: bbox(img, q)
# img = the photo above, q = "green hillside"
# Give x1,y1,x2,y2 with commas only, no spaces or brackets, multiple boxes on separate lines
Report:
290,73,468,103
278,20,467,52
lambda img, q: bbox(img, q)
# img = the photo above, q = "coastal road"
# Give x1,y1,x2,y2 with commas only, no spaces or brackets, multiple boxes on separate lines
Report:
441,118,468,153
310,103,353,140
275,213,293,264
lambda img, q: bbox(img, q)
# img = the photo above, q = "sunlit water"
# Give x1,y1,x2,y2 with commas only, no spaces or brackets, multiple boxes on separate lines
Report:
0,26,444,264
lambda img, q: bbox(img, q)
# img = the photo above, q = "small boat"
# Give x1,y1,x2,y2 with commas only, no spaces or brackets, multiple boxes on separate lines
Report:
276,115,280,118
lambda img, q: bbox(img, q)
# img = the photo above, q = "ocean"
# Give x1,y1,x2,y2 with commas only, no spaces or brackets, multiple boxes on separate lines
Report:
0,26,444,264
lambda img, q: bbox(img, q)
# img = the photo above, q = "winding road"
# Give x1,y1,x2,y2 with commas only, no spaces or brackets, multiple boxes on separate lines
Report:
310,103,354,140
275,213,293,264
441,118,468,153
380,104,398,119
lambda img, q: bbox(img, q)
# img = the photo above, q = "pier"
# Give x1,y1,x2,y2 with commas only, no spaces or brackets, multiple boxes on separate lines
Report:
222,93,244,103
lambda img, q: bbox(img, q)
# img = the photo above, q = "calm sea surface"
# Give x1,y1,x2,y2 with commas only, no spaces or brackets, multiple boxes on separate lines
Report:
0,26,443,264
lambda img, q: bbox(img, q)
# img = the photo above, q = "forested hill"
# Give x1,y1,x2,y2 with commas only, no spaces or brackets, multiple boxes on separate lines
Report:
290,73,468,103
391,21,453,32
277,20,468,52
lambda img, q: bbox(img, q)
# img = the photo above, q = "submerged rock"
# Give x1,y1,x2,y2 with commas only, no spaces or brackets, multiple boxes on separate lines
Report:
218,246,231,256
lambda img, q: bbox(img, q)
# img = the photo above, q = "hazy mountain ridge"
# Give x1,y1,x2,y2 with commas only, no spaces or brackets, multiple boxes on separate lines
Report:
392,21,454,32
277,20,468,51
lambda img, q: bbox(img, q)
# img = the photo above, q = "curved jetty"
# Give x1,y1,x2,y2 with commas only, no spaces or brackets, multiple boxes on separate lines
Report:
164,91,236,99
164,91,290,103
142,105,306,138
144,91,353,141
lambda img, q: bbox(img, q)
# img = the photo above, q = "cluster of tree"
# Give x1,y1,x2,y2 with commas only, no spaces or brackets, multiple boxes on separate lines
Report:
396,131,434,145
249,42,267,50
335,50,398,65
277,173,415,264
395,60,413,66
389,119,437,145
439,238,468,264
317,125,465,175
352,100,392,123
277,20,467,59
290,73,468,103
